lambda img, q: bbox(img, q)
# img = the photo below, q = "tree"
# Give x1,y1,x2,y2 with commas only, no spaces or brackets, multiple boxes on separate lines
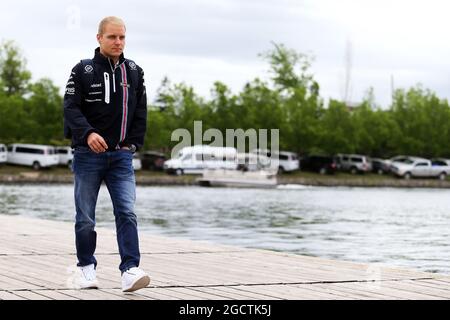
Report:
208,81,237,132
27,78,64,144
260,42,316,95
257,43,322,154
0,40,31,96
319,100,354,154
389,86,450,157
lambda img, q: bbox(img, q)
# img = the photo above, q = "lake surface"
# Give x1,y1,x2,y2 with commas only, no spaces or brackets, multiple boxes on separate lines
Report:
1,184,450,274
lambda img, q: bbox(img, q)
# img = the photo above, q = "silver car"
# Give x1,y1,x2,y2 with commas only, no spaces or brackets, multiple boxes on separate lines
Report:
335,154,372,174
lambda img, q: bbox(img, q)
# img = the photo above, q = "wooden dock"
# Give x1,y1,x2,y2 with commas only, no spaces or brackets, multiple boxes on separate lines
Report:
1,214,450,300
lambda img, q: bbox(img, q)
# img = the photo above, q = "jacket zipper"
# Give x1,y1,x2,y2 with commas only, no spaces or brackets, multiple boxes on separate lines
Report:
103,72,110,104
106,58,126,100
109,59,120,93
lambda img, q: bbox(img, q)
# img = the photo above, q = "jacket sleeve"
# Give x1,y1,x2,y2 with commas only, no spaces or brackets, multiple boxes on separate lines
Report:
122,66,148,150
63,63,97,145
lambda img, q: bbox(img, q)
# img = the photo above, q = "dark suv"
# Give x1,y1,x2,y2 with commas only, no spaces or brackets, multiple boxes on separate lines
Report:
300,155,337,174
141,151,167,171
371,158,389,174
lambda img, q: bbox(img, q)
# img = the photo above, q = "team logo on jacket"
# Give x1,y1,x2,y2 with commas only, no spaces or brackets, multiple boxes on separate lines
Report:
84,65,94,73
128,61,137,70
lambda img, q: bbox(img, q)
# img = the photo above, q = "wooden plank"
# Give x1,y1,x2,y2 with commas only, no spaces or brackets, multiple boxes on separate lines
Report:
0,256,79,290
59,289,111,300
377,280,450,299
0,258,67,289
0,254,121,291
334,281,441,300
163,287,233,300
231,284,334,300
131,288,178,300
417,279,450,290
291,283,374,300
189,286,260,300
138,287,195,300
189,287,243,300
308,282,400,300
12,290,52,300
0,290,27,300
34,290,80,300
0,273,44,291
104,289,150,300
212,286,284,300
59,289,129,300
424,277,450,285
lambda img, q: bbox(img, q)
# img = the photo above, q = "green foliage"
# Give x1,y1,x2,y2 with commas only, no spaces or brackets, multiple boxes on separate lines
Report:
0,40,31,96
319,100,354,154
389,86,450,158
27,78,64,144
260,42,315,95
0,41,63,145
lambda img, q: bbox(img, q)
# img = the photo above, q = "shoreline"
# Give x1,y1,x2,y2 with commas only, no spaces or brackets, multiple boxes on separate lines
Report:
2,171,450,188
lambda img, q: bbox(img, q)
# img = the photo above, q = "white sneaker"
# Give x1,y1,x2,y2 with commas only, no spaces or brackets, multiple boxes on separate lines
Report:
121,267,150,292
77,264,99,289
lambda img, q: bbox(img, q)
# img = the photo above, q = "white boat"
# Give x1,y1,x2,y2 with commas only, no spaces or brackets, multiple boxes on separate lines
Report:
197,168,278,188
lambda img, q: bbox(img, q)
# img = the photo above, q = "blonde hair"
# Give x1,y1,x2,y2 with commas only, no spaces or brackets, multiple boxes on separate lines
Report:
98,16,126,35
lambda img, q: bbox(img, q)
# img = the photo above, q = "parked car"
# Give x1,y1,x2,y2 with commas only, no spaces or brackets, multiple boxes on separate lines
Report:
335,154,372,174
251,149,300,173
384,155,415,172
300,155,337,175
55,146,74,168
7,144,59,170
390,157,450,180
141,151,166,171
132,153,142,171
0,144,7,165
164,145,238,175
371,158,390,174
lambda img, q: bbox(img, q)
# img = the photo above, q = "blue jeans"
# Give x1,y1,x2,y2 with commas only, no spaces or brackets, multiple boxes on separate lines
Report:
72,146,140,273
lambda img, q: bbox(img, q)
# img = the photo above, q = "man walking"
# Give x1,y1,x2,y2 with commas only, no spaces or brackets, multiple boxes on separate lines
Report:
64,16,150,292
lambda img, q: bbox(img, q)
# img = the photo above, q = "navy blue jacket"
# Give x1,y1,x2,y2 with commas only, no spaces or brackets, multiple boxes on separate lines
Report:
63,47,147,151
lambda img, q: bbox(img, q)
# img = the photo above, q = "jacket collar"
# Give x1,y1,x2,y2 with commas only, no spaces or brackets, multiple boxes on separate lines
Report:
93,47,126,67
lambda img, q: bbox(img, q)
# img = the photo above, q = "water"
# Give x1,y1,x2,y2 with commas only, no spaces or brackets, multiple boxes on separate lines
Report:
1,184,450,274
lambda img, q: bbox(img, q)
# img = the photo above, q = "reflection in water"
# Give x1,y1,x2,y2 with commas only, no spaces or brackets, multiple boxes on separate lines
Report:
1,184,450,274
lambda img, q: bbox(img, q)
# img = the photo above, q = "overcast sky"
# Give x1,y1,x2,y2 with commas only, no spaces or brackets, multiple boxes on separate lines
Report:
1,0,449,107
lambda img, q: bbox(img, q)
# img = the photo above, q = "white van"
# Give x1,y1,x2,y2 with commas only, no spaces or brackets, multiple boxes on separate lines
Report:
251,149,300,173
7,144,59,170
55,146,74,168
164,145,237,175
0,144,7,164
